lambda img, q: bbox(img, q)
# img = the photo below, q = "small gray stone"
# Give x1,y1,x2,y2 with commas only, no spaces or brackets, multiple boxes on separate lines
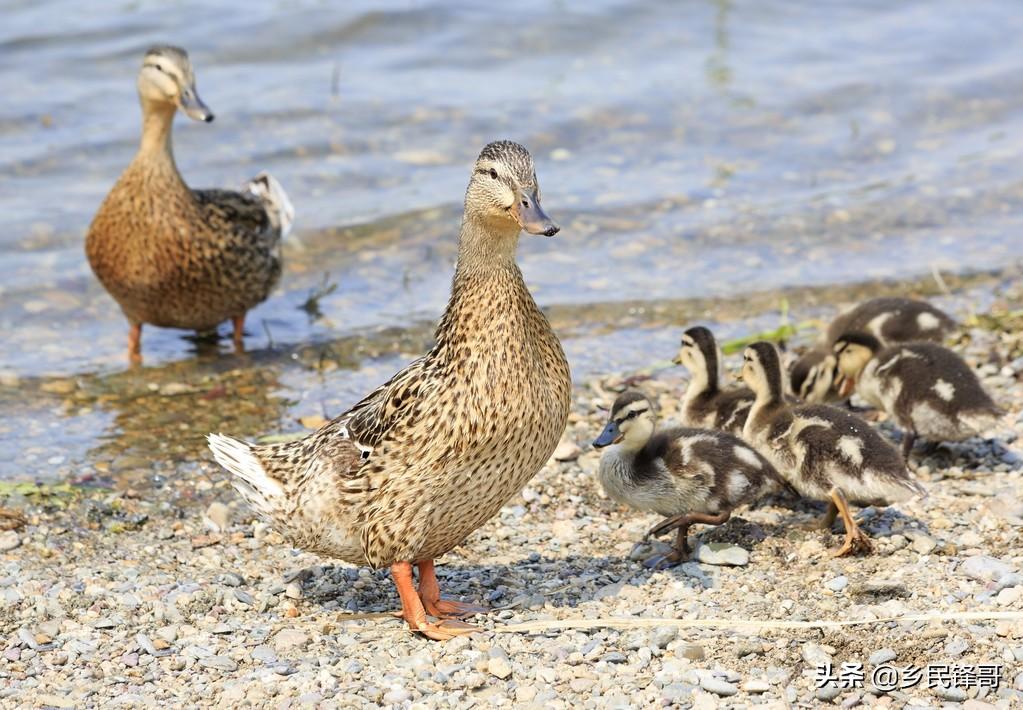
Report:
488,657,512,679
801,643,832,668
742,680,770,694
868,648,897,665
601,652,627,664
825,576,848,592
695,542,749,566
651,626,677,649
699,676,738,697
200,655,238,672
816,685,842,701
932,684,967,702
0,531,20,552
676,643,705,661
382,687,410,704
273,628,309,651
944,637,969,657
959,555,1014,583
251,645,277,663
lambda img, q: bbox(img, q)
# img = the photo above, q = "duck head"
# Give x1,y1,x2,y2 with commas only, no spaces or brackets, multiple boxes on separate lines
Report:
138,45,213,122
465,140,558,237
674,326,721,391
740,342,786,403
593,391,655,452
833,332,882,399
790,346,838,403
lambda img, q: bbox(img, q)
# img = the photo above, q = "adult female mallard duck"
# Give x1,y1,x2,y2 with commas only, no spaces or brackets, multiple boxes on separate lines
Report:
673,326,755,435
209,141,569,640
740,342,925,556
86,46,293,362
791,297,956,403
592,391,787,568
833,333,1003,458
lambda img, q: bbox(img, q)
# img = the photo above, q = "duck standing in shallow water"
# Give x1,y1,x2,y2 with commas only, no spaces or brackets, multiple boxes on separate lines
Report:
833,333,1003,458
740,342,925,556
86,46,293,363
592,391,787,568
209,141,570,640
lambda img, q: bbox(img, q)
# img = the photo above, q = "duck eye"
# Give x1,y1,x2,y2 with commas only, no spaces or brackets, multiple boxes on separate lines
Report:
154,63,164,72
489,169,498,179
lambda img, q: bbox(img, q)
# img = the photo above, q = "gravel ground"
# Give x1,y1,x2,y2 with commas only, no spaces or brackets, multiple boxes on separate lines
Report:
2,300,1023,708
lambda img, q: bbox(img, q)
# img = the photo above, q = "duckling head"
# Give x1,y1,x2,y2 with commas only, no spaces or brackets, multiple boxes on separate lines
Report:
833,332,882,398
464,140,558,237
593,391,655,452
740,342,785,403
674,326,721,389
790,346,838,403
138,45,213,122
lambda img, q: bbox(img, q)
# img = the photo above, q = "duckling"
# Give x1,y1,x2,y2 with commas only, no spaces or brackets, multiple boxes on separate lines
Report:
86,46,294,363
209,141,569,640
592,390,787,568
833,333,1003,458
789,346,840,404
740,342,925,556
673,326,755,435
791,297,957,403
826,297,957,345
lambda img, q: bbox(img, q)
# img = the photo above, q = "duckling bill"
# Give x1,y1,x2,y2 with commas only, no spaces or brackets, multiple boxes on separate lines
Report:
209,141,570,640
741,342,926,557
593,391,787,568
834,332,1003,458
86,46,293,363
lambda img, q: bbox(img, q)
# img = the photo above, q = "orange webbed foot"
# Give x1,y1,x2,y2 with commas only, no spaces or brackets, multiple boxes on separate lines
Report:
424,598,487,619
415,619,477,641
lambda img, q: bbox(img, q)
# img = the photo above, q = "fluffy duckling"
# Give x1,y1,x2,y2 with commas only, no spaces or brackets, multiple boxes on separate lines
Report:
741,342,926,556
210,141,569,640
791,297,956,403
86,46,293,362
826,297,957,345
673,326,755,435
592,390,786,568
833,333,1003,458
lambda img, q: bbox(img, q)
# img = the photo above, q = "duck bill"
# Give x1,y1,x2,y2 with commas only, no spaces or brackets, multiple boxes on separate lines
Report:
513,190,559,237
837,375,856,399
179,87,214,123
671,354,683,366
592,421,622,448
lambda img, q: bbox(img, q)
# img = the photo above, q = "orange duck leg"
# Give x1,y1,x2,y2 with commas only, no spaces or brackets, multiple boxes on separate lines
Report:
390,561,476,640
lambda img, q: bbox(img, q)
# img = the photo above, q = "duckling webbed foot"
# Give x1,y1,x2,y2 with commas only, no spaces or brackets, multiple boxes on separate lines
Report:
391,561,478,640
827,488,874,557
416,559,487,620
639,510,731,568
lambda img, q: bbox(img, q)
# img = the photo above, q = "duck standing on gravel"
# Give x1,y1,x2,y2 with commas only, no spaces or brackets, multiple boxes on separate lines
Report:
592,390,787,568
791,297,957,403
833,333,1004,458
209,141,570,640
86,46,293,363
673,326,755,435
740,342,926,556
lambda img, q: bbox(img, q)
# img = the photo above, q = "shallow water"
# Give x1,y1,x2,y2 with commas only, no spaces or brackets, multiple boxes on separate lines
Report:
2,0,1023,482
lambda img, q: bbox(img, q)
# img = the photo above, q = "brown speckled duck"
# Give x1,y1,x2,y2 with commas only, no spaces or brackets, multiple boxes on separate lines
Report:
833,333,1003,458
592,391,787,568
209,141,570,640
86,46,293,362
741,342,926,556
673,326,755,436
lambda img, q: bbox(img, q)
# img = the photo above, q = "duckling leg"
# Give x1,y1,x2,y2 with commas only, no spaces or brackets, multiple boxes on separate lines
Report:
828,488,873,557
390,561,475,641
900,429,916,460
416,559,487,619
231,315,246,353
128,323,142,364
642,510,731,569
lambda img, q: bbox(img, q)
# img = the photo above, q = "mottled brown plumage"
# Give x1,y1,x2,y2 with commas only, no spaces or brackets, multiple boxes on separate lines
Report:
209,141,570,639
85,46,292,361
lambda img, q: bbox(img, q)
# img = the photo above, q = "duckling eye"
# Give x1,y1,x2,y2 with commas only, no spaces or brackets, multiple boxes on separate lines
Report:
489,169,498,179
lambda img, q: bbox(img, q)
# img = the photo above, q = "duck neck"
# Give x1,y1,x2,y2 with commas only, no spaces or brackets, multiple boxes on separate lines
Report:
455,214,521,274
134,99,181,178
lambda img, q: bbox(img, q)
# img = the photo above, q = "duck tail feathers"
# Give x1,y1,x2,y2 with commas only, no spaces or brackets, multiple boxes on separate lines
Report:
207,433,285,517
245,171,296,240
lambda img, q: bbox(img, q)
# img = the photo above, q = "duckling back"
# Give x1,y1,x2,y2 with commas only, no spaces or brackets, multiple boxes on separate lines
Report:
827,297,956,345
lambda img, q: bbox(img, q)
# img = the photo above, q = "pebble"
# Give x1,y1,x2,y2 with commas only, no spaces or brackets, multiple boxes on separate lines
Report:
996,587,1021,606
801,643,832,667
816,684,842,701
960,555,1014,583
933,684,968,702
699,676,738,697
382,687,411,704
825,575,848,592
0,531,21,552
552,439,582,462
742,680,770,694
945,637,969,657
868,648,897,665
273,628,309,651
677,643,705,661
695,542,749,566
488,657,512,679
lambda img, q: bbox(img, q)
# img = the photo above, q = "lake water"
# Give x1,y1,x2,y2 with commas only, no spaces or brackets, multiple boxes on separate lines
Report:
2,0,1022,482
